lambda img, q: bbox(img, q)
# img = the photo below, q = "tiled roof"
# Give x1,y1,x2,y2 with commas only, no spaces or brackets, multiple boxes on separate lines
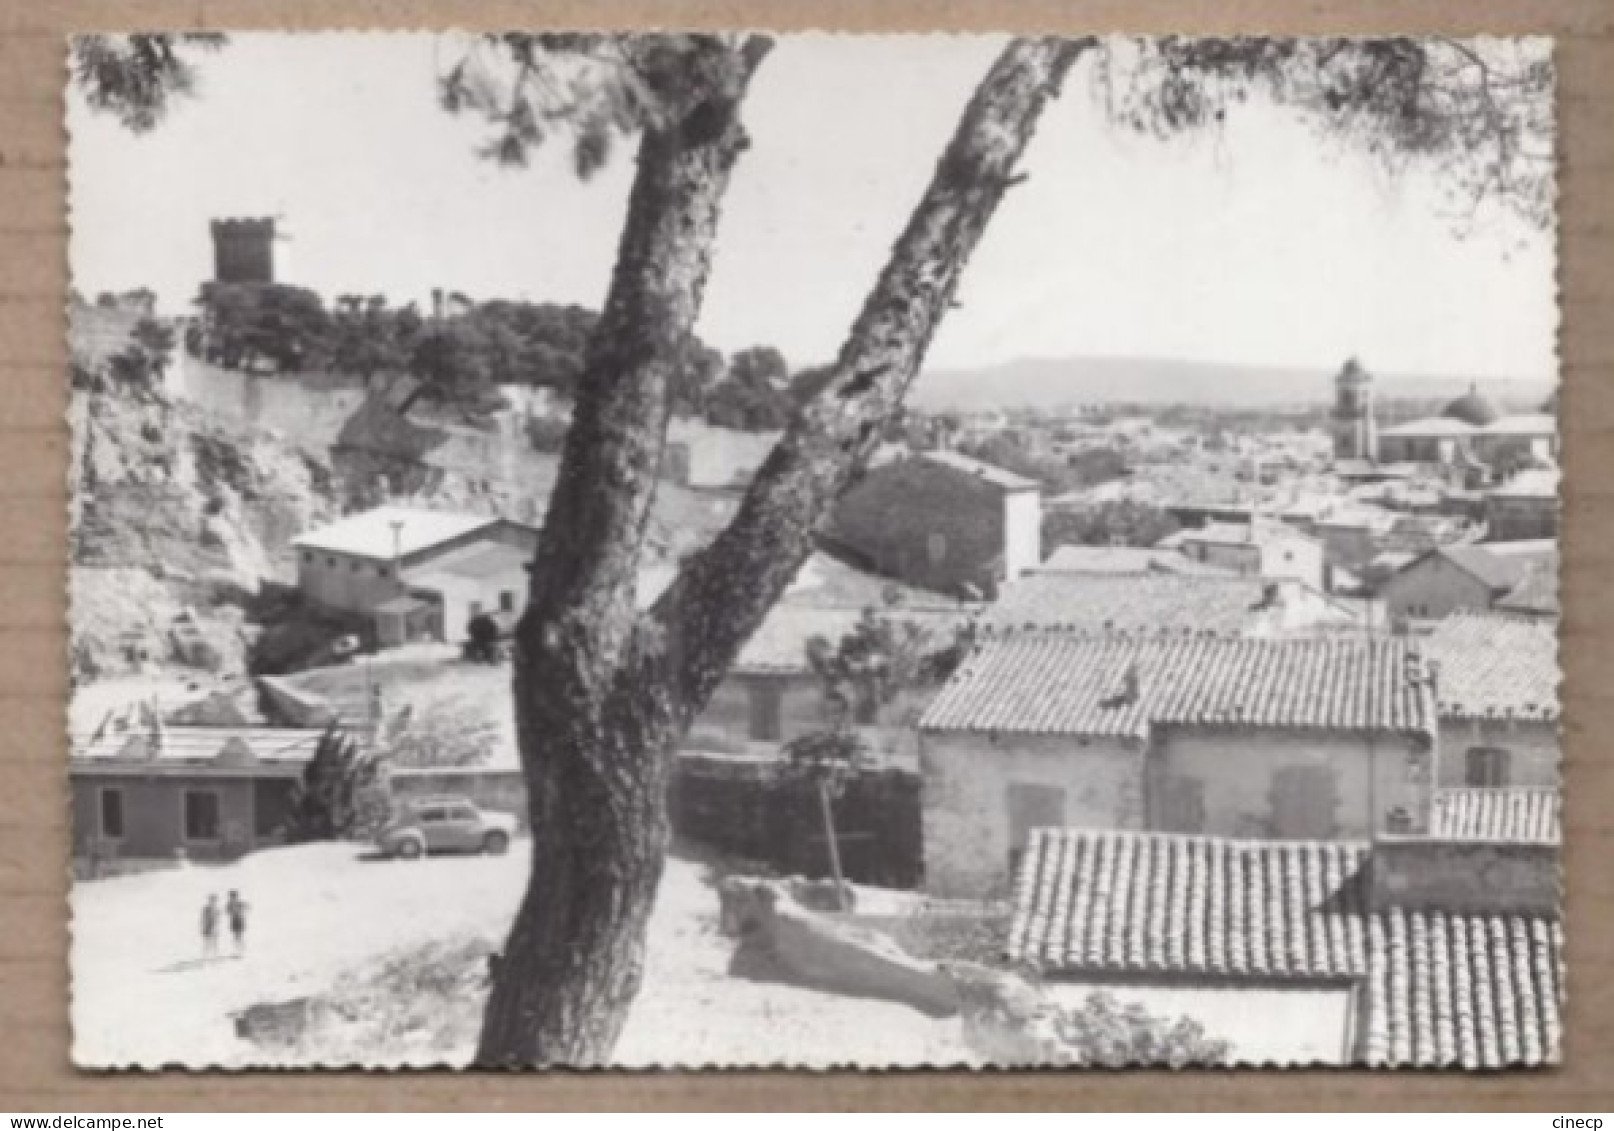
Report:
1423,612,1559,721
1431,789,1560,843
919,450,1040,493
986,573,1278,636
292,507,506,561
920,634,1430,738
1010,829,1563,1068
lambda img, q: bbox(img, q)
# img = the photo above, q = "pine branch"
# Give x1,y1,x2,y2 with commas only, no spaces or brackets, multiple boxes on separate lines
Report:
636,36,1093,719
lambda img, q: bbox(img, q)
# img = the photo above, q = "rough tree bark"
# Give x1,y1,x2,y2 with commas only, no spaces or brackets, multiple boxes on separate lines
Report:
476,35,1088,1067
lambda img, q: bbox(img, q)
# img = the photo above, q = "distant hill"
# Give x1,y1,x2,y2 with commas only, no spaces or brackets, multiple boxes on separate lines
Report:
911,355,1556,412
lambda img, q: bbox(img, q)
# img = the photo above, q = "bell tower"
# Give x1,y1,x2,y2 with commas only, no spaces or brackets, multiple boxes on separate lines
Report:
1332,357,1377,461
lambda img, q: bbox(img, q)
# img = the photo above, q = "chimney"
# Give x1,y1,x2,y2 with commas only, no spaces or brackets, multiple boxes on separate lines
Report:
1369,836,1558,916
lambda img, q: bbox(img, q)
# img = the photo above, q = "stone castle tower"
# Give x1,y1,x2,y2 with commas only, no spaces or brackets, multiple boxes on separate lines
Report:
1332,357,1377,461
210,218,277,284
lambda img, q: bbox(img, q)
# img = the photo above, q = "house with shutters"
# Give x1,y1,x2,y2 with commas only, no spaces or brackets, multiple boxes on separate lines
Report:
917,634,1437,898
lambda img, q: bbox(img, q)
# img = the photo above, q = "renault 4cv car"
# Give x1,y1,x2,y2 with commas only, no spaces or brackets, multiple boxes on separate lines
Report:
375,796,518,859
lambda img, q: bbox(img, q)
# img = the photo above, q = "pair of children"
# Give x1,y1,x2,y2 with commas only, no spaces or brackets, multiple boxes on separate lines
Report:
200,890,248,959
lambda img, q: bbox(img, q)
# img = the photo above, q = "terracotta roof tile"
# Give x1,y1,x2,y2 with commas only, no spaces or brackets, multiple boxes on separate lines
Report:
920,634,1431,738
1431,789,1560,842
1011,829,1563,1068
1424,612,1559,722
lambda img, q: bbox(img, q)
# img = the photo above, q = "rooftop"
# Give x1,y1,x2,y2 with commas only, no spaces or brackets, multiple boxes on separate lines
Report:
1037,545,1233,577
1431,788,1560,843
1417,542,1549,594
1442,386,1502,427
1172,520,1316,549
72,725,327,774
985,572,1336,638
1009,828,1563,1068
1379,417,1478,439
920,634,1430,739
1480,413,1557,436
919,450,1040,493
1423,612,1559,721
1495,560,1559,618
732,601,970,676
292,506,506,561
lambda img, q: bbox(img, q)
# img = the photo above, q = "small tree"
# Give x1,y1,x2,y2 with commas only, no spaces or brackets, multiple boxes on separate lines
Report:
283,725,384,842
780,728,869,907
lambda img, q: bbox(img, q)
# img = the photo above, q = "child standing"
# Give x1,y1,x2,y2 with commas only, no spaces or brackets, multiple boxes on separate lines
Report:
226,890,249,957
200,894,220,960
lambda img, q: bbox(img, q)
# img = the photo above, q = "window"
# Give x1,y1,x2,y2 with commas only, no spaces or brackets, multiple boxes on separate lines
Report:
468,601,483,621
748,683,783,742
183,790,221,841
301,550,313,565
378,565,391,579
99,788,125,840
927,531,948,565
326,556,336,569
351,560,362,573
500,590,515,612
1465,747,1511,788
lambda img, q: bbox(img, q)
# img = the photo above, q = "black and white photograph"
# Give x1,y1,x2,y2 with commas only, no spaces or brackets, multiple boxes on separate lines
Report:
64,31,1560,1069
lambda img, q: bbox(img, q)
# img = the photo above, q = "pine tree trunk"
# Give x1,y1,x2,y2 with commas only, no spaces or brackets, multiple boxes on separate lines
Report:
476,35,1086,1067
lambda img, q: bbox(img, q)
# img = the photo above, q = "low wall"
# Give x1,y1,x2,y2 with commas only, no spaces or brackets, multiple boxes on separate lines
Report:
388,767,528,829
1369,835,1559,916
670,751,922,888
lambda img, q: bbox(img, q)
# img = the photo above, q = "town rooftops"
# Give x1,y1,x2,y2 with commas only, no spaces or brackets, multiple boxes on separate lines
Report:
1480,413,1557,437
292,506,509,561
1009,828,1563,1068
1037,545,1233,577
918,450,1040,493
920,634,1431,739
1488,468,1560,501
1423,612,1559,722
1431,788,1560,843
1393,541,1552,596
1495,560,1559,618
1379,416,1480,438
984,572,1346,638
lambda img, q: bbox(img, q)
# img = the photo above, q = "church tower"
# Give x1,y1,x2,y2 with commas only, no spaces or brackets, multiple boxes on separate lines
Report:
1332,357,1377,462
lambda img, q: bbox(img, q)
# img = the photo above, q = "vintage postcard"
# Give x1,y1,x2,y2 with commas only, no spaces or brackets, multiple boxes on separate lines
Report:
65,32,1560,1069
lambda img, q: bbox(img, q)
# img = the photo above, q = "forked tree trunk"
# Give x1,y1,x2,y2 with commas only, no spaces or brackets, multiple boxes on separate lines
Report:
476,35,1088,1067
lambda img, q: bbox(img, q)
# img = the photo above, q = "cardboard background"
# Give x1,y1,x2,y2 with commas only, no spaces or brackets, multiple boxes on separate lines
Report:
2,0,1608,1111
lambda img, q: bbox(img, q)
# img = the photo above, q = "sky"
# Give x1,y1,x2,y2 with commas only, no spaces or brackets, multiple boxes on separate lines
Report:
68,33,1559,382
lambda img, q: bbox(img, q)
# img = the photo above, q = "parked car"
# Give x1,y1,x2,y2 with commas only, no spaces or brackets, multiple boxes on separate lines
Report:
375,796,518,859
